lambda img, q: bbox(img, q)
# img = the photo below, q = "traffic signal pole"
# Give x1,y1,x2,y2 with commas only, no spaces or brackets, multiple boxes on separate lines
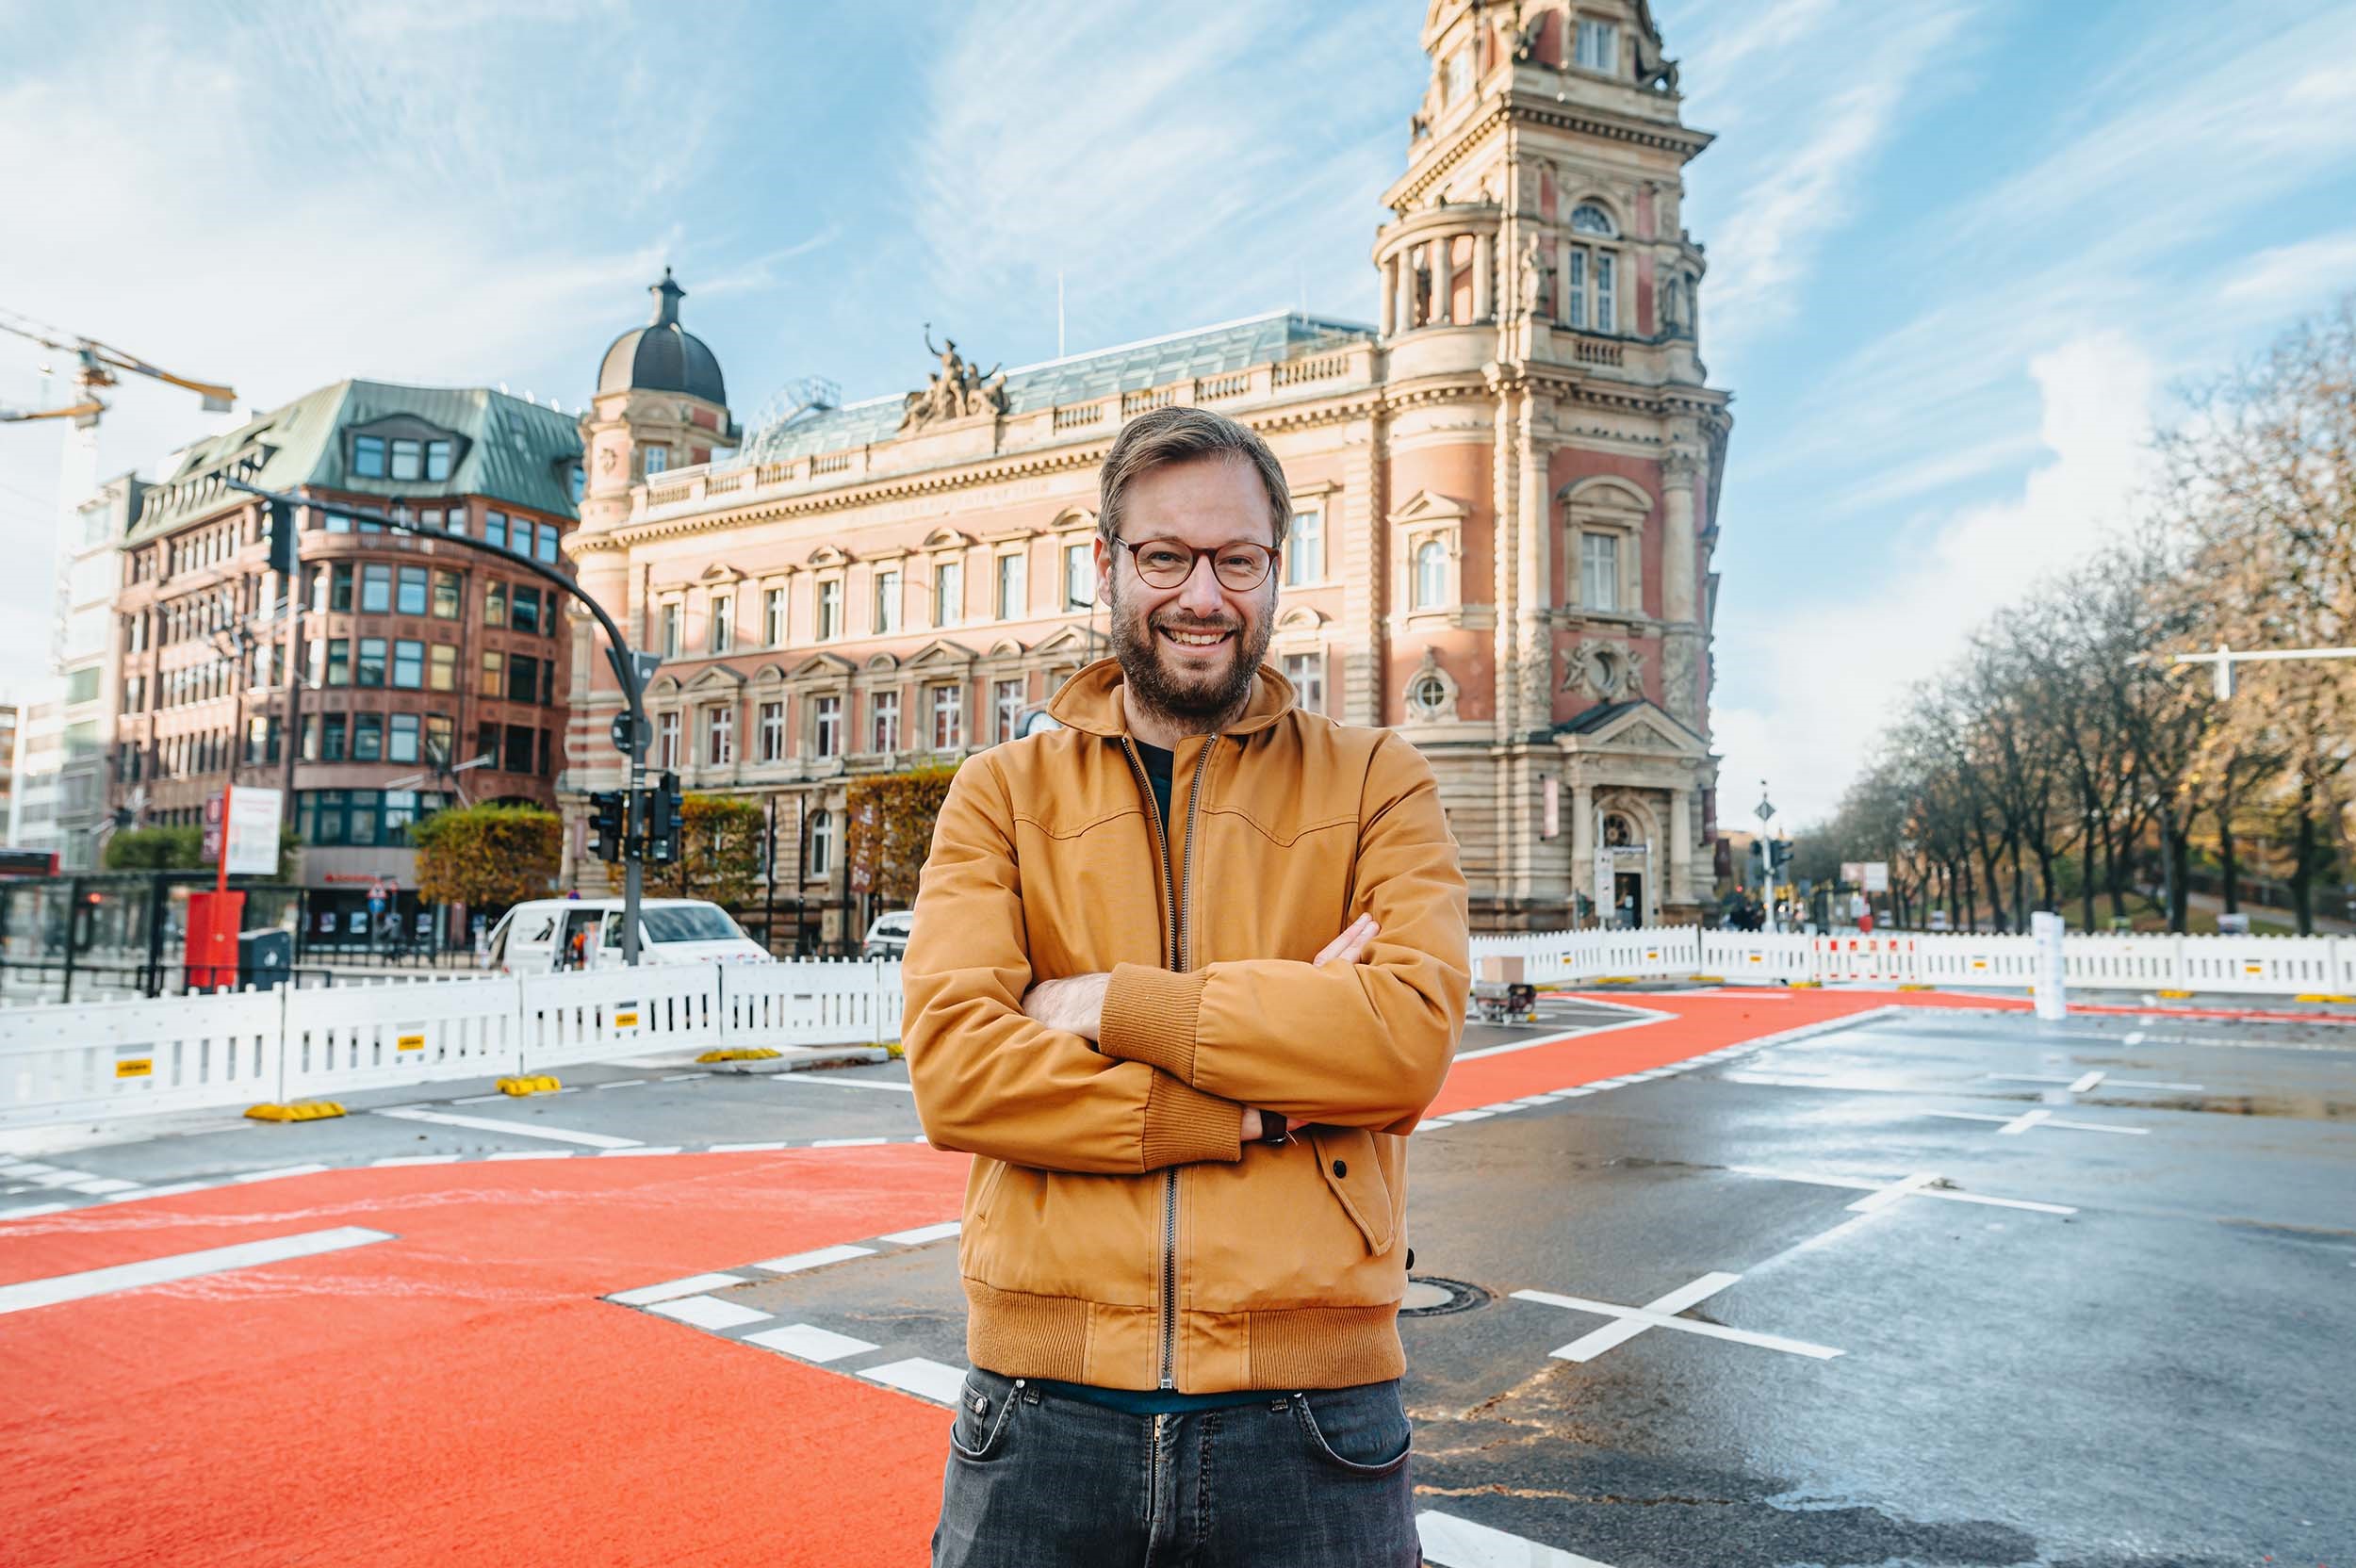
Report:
227,479,660,966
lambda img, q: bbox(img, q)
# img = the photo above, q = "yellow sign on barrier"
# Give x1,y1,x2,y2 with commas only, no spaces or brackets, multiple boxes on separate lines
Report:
614,1010,640,1028
397,1034,425,1052
115,1058,153,1079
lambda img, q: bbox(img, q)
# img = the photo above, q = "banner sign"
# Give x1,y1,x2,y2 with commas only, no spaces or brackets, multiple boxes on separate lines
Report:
224,787,285,876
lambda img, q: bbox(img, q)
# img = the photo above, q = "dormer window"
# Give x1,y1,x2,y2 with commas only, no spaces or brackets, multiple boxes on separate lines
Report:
1574,17,1619,75
347,418,461,484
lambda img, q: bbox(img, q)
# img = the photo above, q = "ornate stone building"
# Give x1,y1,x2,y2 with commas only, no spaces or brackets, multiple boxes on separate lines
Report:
564,0,1729,944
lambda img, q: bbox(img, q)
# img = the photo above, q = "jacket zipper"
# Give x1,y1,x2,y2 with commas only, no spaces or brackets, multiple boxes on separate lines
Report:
1121,735,1216,1391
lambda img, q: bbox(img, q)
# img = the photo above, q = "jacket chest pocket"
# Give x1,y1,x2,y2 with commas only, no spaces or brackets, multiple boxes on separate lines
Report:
1307,1126,1396,1254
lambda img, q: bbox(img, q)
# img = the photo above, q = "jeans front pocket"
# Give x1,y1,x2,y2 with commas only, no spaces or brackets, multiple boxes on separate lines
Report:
1291,1382,1413,1477
946,1371,1021,1462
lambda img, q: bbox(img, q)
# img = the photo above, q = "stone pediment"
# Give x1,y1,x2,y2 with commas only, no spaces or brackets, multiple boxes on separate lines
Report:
788,651,857,680
906,638,977,668
686,663,744,690
1388,488,1471,529
1557,698,1708,759
1033,626,1094,655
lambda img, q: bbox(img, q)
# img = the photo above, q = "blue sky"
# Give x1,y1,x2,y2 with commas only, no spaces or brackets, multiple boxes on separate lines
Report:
4,0,2354,822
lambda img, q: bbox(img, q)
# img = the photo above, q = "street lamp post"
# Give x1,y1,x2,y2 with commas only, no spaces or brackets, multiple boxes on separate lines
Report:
1754,780,1780,935
227,479,661,965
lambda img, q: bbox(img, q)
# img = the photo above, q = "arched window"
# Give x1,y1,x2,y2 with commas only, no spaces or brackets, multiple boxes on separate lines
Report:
808,808,834,878
1562,205,1620,333
1569,204,1617,237
1414,540,1448,609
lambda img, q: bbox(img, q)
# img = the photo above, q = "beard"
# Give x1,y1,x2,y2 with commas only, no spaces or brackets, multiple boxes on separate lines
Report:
1107,580,1275,730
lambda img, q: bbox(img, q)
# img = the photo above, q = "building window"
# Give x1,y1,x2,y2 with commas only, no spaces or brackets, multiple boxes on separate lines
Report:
1564,242,1617,334
361,564,392,613
764,587,787,645
397,566,428,616
1064,543,1093,610
644,446,668,476
425,713,453,766
813,694,843,759
705,704,734,766
1283,652,1325,714
759,701,785,762
1580,531,1620,612
993,678,1023,744
480,649,505,699
483,580,507,628
320,714,347,760
357,637,387,687
1566,249,1587,330
993,552,1025,621
935,561,963,628
507,653,541,706
389,438,422,482
392,639,424,689
432,570,461,619
510,586,543,635
1408,670,1448,717
484,511,509,551
874,567,901,634
871,689,900,753
807,808,834,878
388,712,420,764
429,644,456,693
1595,253,1616,333
326,564,353,612
656,710,681,769
1574,18,1618,74
661,602,681,658
1285,510,1323,586
1570,203,1616,237
352,712,384,761
1414,540,1448,610
709,594,733,654
353,435,385,479
535,521,560,564
931,684,963,751
424,439,452,482
818,580,843,641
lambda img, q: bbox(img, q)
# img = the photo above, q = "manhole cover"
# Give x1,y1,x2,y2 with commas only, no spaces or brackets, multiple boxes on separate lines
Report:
1399,1276,1490,1318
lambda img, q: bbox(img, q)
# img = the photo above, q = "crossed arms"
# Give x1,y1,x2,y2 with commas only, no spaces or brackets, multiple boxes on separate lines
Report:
899,739,1471,1177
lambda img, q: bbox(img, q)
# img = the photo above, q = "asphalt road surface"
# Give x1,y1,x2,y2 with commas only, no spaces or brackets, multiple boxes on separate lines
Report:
4,991,2349,1566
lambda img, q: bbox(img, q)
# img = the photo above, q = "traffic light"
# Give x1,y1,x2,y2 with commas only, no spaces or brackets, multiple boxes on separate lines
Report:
588,791,627,863
643,772,683,865
265,498,298,579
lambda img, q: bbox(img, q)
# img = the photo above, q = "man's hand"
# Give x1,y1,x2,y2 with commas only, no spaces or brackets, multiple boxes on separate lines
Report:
1019,972,1112,1042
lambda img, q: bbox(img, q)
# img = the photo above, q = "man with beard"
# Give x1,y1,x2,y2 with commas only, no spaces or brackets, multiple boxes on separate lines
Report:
903,405,1470,1567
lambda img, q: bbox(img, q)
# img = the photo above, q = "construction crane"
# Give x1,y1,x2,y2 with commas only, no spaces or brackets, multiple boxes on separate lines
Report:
0,307,235,427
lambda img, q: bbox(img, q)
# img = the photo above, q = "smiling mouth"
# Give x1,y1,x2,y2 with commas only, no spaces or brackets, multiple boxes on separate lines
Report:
1157,626,1234,651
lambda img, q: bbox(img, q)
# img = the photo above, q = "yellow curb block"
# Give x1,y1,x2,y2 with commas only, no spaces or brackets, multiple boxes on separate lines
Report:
1689,974,1726,984
1591,976,1637,986
697,1048,783,1063
1789,980,1824,988
1896,983,1936,991
2157,989,2193,999
498,1074,562,1096
2294,993,2354,1004
245,1101,347,1122
886,1042,907,1059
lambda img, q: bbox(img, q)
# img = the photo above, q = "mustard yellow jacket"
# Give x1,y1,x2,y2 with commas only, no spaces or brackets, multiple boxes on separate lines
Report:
902,658,1470,1393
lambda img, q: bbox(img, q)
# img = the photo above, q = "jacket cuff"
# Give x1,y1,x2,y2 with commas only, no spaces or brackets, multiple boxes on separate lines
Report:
1099,962,1206,1082
1141,1072,1244,1168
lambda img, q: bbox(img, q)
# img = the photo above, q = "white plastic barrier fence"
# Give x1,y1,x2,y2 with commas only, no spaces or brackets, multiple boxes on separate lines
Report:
0,957,906,1132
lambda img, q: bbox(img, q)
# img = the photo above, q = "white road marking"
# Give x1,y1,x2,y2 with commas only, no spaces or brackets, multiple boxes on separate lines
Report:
593,1079,648,1090
753,1243,877,1275
609,1272,749,1306
1475,1102,1524,1116
1988,1071,2205,1092
373,1107,642,1149
1454,1011,1670,1063
773,1076,916,1093
1727,1165,2077,1215
1547,1086,1598,1098
1417,1511,1620,1568
598,1147,685,1157
879,1220,961,1246
745,1323,880,1363
0,1226,394,1316
450,1093,508,1104
25,1168,98,1188
707,1142,790,1152
2123,1030,2146,1045
646,1295,770,1331
1438,1109,1496,1121
483,1151,574,1161
0,1202,72,1220
2068,1070,2105,1093
1927,1110,2148,1137
1515,1273,1843,1363
860,1356,971,1405
812,1137,890,1148
660,1072,709,1082
370,1155,461,1168
68,1178,143,1195
105,1182,215,1202
1847,1171,1942,1213
229,1164,331,1183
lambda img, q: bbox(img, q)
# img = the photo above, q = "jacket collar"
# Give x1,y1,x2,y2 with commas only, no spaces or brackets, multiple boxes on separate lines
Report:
1046,655,1296,741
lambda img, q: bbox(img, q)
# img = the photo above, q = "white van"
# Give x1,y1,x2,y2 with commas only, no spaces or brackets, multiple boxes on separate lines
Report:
483,897,771,973
862,909,913,958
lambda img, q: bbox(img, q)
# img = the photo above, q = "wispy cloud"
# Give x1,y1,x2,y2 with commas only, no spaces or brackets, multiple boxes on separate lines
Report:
2218,230,2356,309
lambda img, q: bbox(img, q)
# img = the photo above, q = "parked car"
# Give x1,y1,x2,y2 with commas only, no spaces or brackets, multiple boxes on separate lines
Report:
862,909,914,959
482,897,771,973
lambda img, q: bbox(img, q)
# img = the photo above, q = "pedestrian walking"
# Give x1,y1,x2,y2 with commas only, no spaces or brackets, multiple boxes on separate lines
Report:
903,406,1470,1567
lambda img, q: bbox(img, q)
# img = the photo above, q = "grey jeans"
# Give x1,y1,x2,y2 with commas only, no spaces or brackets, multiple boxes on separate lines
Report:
931,1368,1419,1567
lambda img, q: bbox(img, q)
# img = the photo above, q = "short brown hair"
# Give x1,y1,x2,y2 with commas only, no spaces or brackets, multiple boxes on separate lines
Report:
1098,405,1291,551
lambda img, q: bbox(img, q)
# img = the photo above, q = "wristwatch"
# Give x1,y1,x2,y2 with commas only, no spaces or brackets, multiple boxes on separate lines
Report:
1254,1110,1289,1147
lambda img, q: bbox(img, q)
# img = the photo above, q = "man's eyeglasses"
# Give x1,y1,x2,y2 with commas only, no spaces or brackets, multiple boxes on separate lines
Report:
1112,536,1277,592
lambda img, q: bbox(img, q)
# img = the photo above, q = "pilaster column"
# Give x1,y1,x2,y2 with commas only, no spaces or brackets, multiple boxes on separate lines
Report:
1472,232,1493,321
1514,386,1548,734
1431,237,1452,326
1670,784,1693,906
1571,780,1595,917
1381,256,1398,336
1556,242,1576,329
1661,450,1698,624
